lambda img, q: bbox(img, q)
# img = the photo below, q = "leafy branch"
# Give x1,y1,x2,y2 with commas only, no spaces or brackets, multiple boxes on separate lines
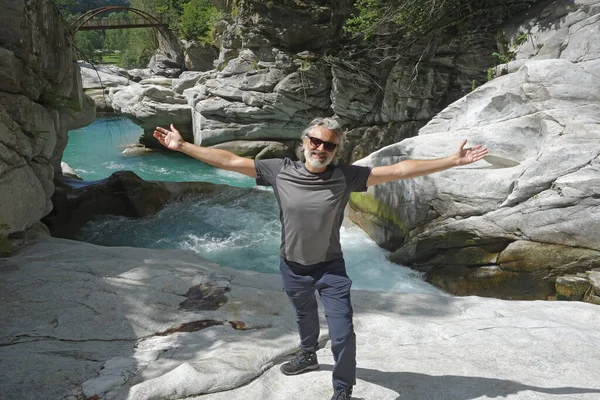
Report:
344,0,533,43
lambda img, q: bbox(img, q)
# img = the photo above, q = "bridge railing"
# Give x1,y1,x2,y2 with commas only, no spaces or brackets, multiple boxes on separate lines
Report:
79,16,169,28
71,6,171,32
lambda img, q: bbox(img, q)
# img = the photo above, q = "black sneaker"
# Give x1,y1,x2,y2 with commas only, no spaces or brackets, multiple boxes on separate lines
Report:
331,387,353,400
280,349,319,375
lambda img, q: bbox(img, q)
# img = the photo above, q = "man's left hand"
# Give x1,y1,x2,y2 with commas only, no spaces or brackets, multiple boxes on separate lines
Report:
454,139,488,166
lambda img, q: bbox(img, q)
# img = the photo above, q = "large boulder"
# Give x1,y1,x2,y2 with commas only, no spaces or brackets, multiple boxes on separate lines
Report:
148,29,185,78
42,171,234,238
353,57,600,300
111,83,193,146
79,62,133,89
351,0,600,300
79,62,135,112
181,39,219,71
186,49,332,146
0,0,94,237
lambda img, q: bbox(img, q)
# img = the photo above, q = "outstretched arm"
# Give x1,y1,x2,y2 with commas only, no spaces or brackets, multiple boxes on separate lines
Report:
153,124,257,178
366,139,488,187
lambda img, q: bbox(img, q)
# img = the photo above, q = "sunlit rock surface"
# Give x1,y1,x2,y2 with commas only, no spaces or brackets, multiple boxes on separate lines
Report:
350,0,600,300
1,237,600,400
112,83,193,146
353,56,600,299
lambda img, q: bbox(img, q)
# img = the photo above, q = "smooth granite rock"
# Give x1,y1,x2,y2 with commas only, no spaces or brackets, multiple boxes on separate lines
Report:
0,0,94,236
353,58,600,299
1,237,600,400
111,83,193,145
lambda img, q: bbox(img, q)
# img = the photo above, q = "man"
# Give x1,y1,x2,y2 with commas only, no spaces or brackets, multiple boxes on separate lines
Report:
153,118,487,400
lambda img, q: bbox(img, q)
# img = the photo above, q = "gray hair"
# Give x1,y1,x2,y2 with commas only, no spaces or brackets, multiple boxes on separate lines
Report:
296,117,345,165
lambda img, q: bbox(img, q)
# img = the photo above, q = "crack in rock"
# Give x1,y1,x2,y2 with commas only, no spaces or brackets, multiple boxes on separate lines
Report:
158,319,260,335
0,335,140,347
2,317,272,348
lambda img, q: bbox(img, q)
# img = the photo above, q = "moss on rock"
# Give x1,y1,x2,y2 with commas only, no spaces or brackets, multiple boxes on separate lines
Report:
427,245,500,267
426,264,555,300
0,235,12,256
349,192,408,235
348,192,410,251
498,241,600,274
555,275,591,301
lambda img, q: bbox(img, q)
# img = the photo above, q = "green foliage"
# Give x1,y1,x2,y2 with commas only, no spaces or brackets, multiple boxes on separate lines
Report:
39,88,82,113
301,59,311,70
178,0,223,44
344,0,533,41
492,51,511,64
52,0,77,15
343,0,383,40
231,3,241,18
119,28,158,69
100,53,121,64
516,32,528,45
54,0,224,68
52,0,129,16
103,12,130,52
75,30,106,63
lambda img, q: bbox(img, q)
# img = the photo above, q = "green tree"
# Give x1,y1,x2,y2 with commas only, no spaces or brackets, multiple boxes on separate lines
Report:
75,30,106,63
179,0,223,44
103,12,129,53
344,0,532,40
119,28,157,68
116,0,161,68
54,0,224,68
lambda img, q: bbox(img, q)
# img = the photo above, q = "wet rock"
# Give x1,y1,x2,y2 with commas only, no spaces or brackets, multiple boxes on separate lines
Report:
555,275,591,301
355,57,600,297
42,171,231,238
180,284,230,311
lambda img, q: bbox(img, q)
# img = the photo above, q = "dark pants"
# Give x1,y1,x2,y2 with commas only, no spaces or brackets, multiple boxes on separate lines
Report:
279,257,356,391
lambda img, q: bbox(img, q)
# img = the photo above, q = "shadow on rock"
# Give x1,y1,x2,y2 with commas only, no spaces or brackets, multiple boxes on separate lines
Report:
321,365,600,400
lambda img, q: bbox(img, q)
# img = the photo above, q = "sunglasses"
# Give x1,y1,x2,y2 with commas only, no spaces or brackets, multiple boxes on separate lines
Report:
306,136,338,152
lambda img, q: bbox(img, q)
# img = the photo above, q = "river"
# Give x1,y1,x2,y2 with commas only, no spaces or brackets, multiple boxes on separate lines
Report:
63,116,444,295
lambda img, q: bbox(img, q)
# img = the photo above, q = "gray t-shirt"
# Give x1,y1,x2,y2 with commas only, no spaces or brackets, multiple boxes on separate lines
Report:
255,158,371,266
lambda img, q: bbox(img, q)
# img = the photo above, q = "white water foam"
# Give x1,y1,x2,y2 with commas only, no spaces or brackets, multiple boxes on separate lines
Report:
341,226,445,295
67,117,444,295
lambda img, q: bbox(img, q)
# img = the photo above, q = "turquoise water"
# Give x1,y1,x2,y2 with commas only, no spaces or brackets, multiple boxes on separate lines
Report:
64,116,444,294
63,116,253,186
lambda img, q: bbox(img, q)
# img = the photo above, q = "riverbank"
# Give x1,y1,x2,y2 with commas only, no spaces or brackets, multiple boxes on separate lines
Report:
2,236,600,400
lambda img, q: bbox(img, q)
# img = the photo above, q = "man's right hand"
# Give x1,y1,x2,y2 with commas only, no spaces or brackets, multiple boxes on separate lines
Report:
154,124,185,151
152,123,257,178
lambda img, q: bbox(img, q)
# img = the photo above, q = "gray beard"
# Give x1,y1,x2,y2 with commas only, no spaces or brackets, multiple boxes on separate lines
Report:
304,148,334,169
